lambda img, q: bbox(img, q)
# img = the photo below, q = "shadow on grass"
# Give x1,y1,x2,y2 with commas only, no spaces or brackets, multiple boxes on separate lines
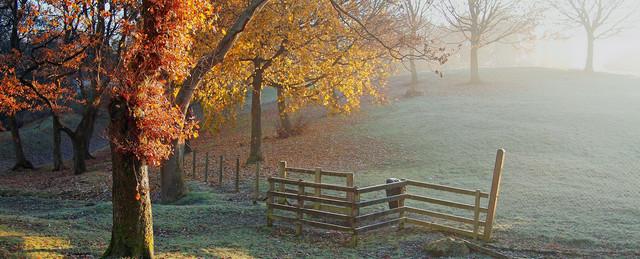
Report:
0,182,454,258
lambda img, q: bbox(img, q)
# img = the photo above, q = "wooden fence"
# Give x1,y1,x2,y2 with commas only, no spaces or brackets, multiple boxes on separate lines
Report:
266,149,506,247
276,161,354,212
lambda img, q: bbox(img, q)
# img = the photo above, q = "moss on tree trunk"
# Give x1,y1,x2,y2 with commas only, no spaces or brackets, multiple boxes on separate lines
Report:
104,98,154,258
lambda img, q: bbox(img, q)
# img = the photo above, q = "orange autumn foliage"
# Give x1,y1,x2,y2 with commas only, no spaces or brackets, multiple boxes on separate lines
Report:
109,0,213,166
0,0,87,116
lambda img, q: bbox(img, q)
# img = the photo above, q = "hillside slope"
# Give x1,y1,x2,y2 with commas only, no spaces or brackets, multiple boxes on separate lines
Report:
1,67,638,255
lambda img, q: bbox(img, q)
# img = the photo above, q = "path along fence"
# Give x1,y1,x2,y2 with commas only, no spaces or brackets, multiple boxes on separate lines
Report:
266,149,505,247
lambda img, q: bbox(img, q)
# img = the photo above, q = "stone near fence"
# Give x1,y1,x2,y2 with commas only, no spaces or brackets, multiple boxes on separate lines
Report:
423,237,470,257
385,178,402,209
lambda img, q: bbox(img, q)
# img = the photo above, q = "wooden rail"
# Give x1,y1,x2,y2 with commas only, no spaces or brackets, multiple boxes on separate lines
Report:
266,149,505,246
405,180,489,198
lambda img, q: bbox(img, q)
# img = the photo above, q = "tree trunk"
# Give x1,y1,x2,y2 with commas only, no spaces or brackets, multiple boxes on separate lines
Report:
247,69,263,164
67,105,99,175
470,44,480,83
82,106,98,159
410,58,418,86
8,115,34,170
276,87,293,138
405,58,423,97
585,32,594,73
8,0,33,171
160,139,186,203
104,98,154,259
52,116,64,171
71,134,87,175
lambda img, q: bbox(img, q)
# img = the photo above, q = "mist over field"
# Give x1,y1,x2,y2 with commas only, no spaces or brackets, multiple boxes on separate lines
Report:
415,3,640,76
1,0,639,258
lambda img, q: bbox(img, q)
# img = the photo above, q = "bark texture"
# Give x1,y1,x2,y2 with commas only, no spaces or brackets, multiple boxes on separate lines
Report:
104,98,154,259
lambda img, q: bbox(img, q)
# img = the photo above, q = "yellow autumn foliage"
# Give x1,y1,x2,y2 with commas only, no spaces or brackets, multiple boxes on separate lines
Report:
191,0,396,131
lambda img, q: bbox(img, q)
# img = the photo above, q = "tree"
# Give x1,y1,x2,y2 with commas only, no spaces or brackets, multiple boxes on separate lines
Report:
0,0,88,171
0,0,35,170
103,0,214,256
549,0,638,72
59,0,133,174
439,0,539,82
195,0,396,163
398,0,435,96
160,0,447,201
37,0,133,174
158,0,268,203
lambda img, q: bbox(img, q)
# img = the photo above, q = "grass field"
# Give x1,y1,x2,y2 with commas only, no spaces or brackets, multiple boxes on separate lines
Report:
0,182,474,258
1,67,638,257
347,67,640,251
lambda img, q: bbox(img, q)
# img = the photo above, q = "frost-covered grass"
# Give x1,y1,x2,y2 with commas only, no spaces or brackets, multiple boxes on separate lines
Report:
349,67,640,251
0,183,466,258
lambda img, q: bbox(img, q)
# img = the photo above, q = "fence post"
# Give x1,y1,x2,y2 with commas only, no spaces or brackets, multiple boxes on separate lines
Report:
399,179,407,229
192,150,196,179
235,156,240,192
218,155,223,186
350,187,360,247
204,152,209,183
314,167,322,210
484,148,505,241
277,161,287,204
296,180,304,236
473,189,482,239
254,161,260,204
267,178,274,227
346,173,354,202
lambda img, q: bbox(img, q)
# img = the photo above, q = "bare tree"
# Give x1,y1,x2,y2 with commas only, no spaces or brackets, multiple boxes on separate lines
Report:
439,0,539,82
329,0,451,95
549,0,637,72
399,0,434,96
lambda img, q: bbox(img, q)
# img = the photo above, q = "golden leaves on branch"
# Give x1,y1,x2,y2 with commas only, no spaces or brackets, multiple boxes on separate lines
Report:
192,0,394,132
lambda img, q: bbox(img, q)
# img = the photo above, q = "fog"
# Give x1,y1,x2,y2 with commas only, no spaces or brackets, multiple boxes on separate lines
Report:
419,2,640,76
520,24,640,75
435,30,640,76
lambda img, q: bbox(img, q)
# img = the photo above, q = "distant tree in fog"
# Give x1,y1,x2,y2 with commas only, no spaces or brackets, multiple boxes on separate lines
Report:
439,0,540,83
398,0,435,96
549,0,637,73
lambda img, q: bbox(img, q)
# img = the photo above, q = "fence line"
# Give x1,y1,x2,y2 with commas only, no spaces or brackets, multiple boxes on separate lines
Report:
266,149,506,247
